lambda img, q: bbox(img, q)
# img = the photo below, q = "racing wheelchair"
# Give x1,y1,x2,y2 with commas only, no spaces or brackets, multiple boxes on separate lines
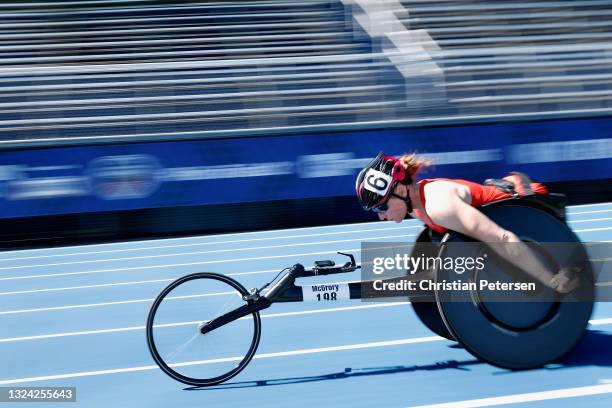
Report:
146,194,594,386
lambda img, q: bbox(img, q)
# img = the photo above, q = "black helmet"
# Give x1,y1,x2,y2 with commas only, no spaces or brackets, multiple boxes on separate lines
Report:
355,151,411,210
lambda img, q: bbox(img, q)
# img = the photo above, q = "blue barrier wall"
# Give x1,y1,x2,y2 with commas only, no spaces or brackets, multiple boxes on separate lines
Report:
1,117,611,219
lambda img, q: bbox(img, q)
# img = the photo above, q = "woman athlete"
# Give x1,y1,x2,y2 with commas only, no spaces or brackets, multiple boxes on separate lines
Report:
355,151,579,293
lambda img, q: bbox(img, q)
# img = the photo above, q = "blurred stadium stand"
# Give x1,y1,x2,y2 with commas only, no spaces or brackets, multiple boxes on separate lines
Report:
399,0,612,117
0,0,407,146
1,0,612,147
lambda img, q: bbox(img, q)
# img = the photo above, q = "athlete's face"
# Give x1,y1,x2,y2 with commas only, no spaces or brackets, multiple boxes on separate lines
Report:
377,184,408,223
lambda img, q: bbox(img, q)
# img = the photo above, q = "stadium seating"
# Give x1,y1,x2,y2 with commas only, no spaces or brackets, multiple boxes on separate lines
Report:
400,0,612,116
0,0,407,144
1,0,611,146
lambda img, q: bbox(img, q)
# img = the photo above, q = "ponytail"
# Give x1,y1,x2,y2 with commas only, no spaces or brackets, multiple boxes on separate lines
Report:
399,153,431,177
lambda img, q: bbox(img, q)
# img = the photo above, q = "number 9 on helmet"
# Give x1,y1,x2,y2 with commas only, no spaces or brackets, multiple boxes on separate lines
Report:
355,152,411,211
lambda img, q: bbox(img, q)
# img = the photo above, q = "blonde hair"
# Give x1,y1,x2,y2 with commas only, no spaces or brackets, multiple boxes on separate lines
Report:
399,153,431,177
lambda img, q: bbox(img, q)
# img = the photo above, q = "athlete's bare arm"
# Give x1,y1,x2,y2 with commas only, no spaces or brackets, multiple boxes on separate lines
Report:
422,181,574,291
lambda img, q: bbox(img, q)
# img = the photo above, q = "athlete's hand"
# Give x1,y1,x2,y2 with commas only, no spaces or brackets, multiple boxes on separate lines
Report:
549,266,581,293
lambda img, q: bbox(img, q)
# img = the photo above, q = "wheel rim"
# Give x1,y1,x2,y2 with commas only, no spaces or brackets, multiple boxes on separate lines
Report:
146,273,261,386
435,205,594,369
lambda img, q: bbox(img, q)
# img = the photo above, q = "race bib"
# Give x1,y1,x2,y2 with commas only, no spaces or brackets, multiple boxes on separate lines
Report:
303,283,350,302
362,169,392,196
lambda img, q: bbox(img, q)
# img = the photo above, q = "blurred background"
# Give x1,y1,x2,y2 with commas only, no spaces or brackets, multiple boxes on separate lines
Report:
0,0,611,247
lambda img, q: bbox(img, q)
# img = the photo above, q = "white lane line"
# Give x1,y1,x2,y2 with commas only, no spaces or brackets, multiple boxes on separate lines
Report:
3,266,609,297
0,277,358,315
1,224,608,283
3,256,612,317
0,220,420,259
3,259,609,311
0,267,609,319
0,303,407,343
569,202,612,209
408,383,612,408
574,227,612,233
0,278,176,296
0,267,294,296
0,307,608,344
0,225,423,263
569,209,612,215
0,249,360,282
0,203,612,262
0,262,361,296
0,277,363,315
0,279,606,337
0,233,415,272
0,291,236,315
0,335,445,385
0,241,404,282
590,318,612,325
0,203,606,261
569,217,612,224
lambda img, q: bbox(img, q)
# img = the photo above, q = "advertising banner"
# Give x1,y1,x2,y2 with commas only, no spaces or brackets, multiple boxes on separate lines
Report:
0,117,610,219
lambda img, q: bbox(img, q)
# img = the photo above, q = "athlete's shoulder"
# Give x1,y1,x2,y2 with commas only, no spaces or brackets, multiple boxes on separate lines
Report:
421,178,468,194
422,178,471,215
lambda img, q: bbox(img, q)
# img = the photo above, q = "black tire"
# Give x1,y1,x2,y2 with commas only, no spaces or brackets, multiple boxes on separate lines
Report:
146,273,261,386
435,204,594,370
412,302,455,341
410,228,455,340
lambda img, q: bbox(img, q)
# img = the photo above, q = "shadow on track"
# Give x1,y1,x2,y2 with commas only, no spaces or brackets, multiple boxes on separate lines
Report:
184,330,611,391
490,330,612,376
555,330,612,368
184,359,481,391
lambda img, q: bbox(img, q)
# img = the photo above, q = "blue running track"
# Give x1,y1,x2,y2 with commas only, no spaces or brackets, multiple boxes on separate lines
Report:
0,202,611,407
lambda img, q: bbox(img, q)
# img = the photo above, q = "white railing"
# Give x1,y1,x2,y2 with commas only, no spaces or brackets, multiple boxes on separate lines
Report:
343,0,447,108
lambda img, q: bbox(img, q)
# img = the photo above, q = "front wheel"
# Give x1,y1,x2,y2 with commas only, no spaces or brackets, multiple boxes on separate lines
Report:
146,273,261,386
